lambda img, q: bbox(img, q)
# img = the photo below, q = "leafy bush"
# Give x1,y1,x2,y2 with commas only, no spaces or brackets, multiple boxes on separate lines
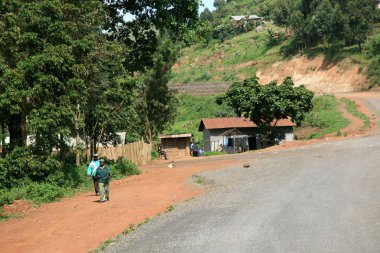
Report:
367,57,380,87
45,164,88,189
25,183,65,204
266,29,286,47
0,188,28,207
111,157,140,179
0,147,62,189
151,150,160,160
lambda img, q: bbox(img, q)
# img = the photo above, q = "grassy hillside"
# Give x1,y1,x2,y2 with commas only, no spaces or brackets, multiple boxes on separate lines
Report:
172,0,380,86
171,22,380,84
164,94,236,141
171,22,283,83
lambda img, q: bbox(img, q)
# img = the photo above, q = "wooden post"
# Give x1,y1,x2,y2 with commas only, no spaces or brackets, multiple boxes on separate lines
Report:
233,129,236,154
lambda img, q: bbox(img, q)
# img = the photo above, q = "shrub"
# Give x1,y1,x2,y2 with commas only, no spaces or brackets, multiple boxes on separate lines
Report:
45,164,88,189
367,57,380,87
111,158,140,179
0,147,63,189
0,188,28,207
151,150,160,160
25,183,65,204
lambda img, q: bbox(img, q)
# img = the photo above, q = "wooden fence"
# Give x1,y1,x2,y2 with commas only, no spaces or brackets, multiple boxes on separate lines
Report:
96,140,152,166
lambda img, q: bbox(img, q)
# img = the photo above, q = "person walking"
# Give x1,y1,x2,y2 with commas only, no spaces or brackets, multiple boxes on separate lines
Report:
87,154,100,195
94,159,110,202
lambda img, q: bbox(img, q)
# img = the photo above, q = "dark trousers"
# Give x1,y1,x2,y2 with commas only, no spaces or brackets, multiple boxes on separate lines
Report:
92,176,99,194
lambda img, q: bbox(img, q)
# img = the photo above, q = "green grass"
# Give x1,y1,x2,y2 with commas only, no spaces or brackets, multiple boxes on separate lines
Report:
170,26,279,83
302,95,349,139
203,151,228,156
165,94,237,142
341,98,371,128
193,175,206,186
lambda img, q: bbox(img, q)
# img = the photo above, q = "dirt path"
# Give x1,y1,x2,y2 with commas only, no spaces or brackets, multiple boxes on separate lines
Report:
0,92,378,253
0,158,243,253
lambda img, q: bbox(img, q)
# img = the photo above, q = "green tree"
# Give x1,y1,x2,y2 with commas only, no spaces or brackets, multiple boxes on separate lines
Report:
213,0,226,9
272,0,299,34
217,76,314,134
0,0,80,149
0,0,138,160
105,0,199,73
138,35,179,142
290,10,308,49
345,0,376,51
79,41,138,158
200,7,213,22
310,0,334,46
182,21,213,46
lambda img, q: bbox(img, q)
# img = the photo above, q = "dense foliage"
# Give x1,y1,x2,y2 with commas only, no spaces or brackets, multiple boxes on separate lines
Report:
0,0,199,208
197,0,378,51
273,0,377,51
0,0,199,157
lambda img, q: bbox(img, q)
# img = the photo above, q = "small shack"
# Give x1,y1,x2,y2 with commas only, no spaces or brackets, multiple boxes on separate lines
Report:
199,117,296,152
230,15,262,30
159,133,192,158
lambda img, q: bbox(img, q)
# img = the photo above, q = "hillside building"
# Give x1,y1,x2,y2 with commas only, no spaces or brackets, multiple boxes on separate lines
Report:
230,15,262,31
198,117,295,153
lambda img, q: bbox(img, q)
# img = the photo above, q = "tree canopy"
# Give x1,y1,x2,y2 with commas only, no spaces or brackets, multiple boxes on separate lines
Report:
217,76,314,132
0,0,199,160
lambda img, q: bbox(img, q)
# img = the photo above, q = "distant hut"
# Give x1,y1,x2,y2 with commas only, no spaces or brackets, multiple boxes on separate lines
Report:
230,15,262,31
159,134,191,158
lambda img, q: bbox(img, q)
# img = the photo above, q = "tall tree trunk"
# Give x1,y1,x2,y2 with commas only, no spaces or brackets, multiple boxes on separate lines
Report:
59,133,65,161
75,102,81,166
8,113,27,148
1,122,5,154
145,115,153,144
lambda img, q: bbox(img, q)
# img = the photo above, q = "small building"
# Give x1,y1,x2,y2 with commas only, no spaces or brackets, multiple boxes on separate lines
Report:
230,15,262,31
198,117,296,152
230,15,261,22
159,133,192,158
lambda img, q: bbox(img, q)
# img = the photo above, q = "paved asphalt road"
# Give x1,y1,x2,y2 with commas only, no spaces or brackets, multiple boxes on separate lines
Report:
103,97,380,253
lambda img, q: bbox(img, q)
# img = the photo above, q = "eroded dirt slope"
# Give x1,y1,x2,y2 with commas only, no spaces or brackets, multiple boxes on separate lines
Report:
257,56,370,93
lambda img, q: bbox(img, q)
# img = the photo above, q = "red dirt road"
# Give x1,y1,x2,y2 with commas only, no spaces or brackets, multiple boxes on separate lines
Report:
0,92,378,253
0,158,241,253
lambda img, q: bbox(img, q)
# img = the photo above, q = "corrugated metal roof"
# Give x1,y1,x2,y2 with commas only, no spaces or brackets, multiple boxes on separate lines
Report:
231,16,245,21
159,133,192,139
248,15,261,20
231,15,261,21
199,117,296,131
